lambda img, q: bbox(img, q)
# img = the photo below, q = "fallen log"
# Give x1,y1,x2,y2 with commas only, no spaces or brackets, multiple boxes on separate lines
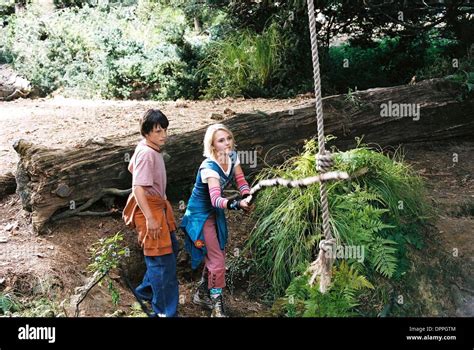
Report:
13,78,474,232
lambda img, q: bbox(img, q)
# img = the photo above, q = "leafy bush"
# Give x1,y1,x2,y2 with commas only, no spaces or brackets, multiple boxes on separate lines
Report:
1,3,468,100
0,3,204,99
247,138,430,297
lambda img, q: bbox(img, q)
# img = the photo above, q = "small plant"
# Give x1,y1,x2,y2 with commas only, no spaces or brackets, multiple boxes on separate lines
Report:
0,292,20,315
344,87,365,108
226,254,256,295
277,261,374,317
446,70,474,99
87,232,128,306
14,298,60,317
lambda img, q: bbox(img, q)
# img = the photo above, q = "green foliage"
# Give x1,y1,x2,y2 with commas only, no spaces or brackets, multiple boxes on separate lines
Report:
368,237,398,278
2,2,471,99
247,138,430,297
446,69,474,99
12,298,61,317
323,34,457,94
0,3,204,99
0,292,20,314
88,232,128,306
200,22,286,98
225,253,256,294
0,292,67,317
279,261,374,317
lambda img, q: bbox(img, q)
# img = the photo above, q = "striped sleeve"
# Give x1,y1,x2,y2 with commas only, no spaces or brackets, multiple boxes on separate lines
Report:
235,170,250,196
209,186,228,209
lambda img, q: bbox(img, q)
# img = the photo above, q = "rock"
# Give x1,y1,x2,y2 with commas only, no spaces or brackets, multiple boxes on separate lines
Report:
40,309,55,317
0,236,9,243
210,113,224,121
107,309,126,317
0,64,31,101
223,108,236,116
174,99,188,108
4,222,17,231
109,272,120,280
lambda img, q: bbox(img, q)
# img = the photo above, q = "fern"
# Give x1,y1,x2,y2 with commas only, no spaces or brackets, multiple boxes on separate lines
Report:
334,261,374,291
282,262,373,317
369,237,399,278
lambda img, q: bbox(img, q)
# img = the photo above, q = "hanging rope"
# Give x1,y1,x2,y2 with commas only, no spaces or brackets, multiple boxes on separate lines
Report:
304,0,337,293
238,1,349,292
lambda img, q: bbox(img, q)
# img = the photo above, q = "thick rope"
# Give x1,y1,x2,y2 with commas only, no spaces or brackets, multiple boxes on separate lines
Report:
306,0,336,293
307,0,331,240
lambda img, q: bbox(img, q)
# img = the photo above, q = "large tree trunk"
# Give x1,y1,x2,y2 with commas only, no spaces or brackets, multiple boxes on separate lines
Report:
13,78,474,232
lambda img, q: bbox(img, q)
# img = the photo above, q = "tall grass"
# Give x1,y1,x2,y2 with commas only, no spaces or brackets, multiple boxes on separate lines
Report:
200,22,284,98
247,138,431,297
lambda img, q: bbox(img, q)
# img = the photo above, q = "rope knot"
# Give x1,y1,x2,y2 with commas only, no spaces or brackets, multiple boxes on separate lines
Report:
316,151,333,173
319,238,336,252
307,238,337,293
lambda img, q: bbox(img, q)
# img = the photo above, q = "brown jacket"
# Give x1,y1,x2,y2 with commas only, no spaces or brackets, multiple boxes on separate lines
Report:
122,193,177,256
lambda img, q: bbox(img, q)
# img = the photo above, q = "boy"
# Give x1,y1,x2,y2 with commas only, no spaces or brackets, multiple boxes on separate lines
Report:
123,109,179,317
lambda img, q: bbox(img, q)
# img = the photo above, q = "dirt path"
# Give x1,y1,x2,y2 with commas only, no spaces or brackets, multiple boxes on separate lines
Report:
0,97,472,317
403,141,474,317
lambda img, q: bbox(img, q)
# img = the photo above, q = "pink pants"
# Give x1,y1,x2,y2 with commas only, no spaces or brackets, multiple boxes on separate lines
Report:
202,215,226,289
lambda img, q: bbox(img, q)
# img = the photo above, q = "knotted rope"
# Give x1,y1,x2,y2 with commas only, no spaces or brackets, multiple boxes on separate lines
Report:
305,0,337,293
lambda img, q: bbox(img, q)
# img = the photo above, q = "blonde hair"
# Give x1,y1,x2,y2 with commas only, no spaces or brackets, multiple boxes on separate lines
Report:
203,123,235,159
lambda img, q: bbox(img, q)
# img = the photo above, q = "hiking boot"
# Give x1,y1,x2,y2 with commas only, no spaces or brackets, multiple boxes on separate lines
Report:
193,279,213,310
210,294,227,318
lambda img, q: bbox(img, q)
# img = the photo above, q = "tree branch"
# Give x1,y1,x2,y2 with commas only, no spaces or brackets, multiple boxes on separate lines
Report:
51,188,131,222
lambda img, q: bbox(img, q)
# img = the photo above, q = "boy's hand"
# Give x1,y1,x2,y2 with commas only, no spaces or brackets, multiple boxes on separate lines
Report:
146,217,160,239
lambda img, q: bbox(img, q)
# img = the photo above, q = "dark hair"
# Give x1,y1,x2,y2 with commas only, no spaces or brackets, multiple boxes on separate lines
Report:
140,109,169,136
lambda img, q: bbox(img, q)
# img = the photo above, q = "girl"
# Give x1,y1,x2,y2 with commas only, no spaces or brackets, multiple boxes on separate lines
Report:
180,124,252,317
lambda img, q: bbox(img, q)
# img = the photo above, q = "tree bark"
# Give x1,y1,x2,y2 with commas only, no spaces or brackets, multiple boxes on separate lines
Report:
13,78,474,232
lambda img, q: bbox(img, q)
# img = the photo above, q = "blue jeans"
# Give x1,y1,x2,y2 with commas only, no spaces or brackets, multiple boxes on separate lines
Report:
135,232,179,317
